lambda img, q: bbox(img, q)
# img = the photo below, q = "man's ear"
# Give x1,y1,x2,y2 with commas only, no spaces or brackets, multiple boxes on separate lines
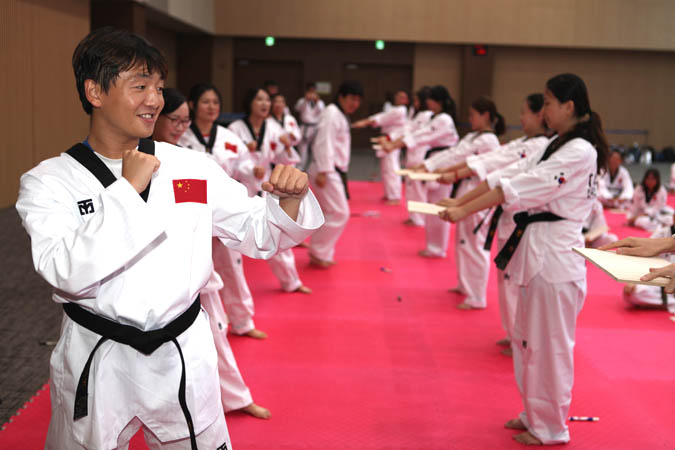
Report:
84,79,103,109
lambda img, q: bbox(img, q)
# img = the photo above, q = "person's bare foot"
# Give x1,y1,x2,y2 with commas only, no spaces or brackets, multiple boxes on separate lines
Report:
296,242,309,249
241,402,271,419
513,431,542,445
403,218,420,226
418,249,443,258
496,338,511,347
504,418,527,430
500,347,513,357
385,199,400,205
309,253,335,268
448,287,464,294
244,329,268,339
295,285,312,294
456,302,476,310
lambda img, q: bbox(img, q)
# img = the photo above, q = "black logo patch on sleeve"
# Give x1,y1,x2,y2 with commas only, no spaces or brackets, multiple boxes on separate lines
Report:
77,199,95,215
217,443,229,450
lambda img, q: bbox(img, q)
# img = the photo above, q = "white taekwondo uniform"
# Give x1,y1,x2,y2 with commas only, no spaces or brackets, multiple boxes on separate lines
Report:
389,110,433,225
582,199,618,248
229,117,307,293
464,135,550,335
406,113,459,258
424,131,499,305
597,165,633,209
180,124,260,335
627,184,672,231
486,136,598,445
369,105,408,201
623,224,675,312
16,140,323,450
308,103,352,262
177,125,261,413
294,97,325,169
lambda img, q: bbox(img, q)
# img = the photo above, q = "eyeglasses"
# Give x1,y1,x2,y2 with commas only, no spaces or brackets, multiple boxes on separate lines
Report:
165,115,191,128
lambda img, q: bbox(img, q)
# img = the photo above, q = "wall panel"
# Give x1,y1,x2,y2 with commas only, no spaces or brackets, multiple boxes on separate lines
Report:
215,0,675,51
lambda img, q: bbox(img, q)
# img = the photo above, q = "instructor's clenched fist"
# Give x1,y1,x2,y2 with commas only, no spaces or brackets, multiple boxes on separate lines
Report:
262,164,309,199
122,149,161,193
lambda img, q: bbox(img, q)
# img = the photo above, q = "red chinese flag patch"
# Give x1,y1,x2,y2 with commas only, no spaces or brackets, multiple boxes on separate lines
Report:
225,142,237,153
173,179,207,204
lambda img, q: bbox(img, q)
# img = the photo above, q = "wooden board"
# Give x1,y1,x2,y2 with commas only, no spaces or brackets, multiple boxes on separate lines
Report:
407,172,441,181
407,201,445,216
573,247,671,287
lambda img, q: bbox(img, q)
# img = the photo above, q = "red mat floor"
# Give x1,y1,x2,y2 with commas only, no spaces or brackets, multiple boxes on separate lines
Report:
2,181,675,449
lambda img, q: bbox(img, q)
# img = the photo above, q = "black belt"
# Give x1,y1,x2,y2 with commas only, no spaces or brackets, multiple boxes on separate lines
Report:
483,206,504,251
424,146,448,159
494,211,564,270
472,207,494,236
64,296,202,450
450,179,463,199
335,166,350,200
302,122,318,127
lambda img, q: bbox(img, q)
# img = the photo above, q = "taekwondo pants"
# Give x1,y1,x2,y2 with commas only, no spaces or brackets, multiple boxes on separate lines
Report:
497,270,519,340
380,149,402,200
454,210,491,308
588,232,618,249
424,181,452,257
267,249,303,292
299,124,318,170
200,288,254,412
213,239,256,335
48,413,231,450
308,166,349,262
512,274,586,445
404,178,426,226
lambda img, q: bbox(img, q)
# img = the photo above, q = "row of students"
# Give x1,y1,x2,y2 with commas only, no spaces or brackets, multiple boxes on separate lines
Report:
435,73,608,446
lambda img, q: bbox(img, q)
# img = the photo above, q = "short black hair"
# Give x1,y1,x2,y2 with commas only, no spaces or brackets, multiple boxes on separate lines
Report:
263,80,278,89
305,82,317,91
336,80,364,99
72,26,168,115
161,88,187,115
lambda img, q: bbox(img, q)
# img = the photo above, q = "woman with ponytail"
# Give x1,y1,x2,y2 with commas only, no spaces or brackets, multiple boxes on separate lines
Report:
439,73,608,445
419,96,503,309
433,94,550,348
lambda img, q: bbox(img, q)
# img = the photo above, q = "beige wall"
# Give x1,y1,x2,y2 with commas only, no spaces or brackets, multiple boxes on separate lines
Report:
215,0,675,51
0,0,90,209
141,0,214,33
492,46,675,148
412,44,462,100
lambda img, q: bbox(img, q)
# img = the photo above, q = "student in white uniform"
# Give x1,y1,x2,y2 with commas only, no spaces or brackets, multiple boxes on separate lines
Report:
352,89,410,204
622,220,675,312
437,93,549,346
597,150,633,209
423,96,503,307
271,92,303,156
627,168,672,231
583,199,618,248
155,88,271,420
15,27,323,450
440,73,608,446
308,80,364,267
180,83,268,340
381,86,460,258
294,82,326,170
230,88,312,295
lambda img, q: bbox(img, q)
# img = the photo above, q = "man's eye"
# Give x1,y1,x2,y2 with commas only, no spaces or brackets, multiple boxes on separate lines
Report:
136,85,146,90
158,87,164,93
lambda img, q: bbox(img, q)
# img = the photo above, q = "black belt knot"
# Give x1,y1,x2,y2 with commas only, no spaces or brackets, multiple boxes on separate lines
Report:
494,211,564,270
63,296,202,450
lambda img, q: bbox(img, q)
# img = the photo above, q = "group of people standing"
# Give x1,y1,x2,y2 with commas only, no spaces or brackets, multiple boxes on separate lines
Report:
16,25,669,450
